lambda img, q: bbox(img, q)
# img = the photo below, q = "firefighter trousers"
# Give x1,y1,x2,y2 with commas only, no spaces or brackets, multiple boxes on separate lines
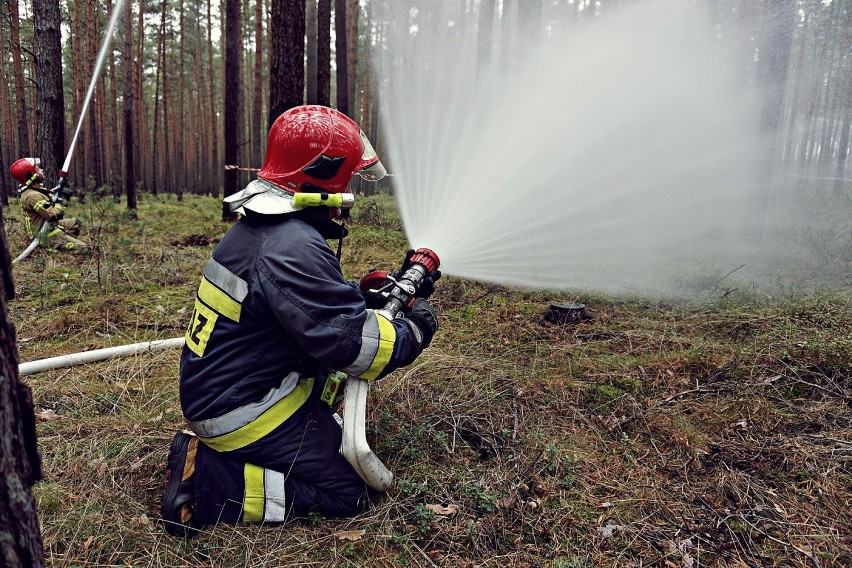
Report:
192,395,370,526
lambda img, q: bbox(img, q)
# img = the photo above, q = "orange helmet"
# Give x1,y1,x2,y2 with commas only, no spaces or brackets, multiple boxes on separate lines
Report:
10,157,42,187
257,105,386,193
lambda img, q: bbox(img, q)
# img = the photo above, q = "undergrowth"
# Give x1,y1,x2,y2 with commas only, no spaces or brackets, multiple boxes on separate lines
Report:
4,193,850,567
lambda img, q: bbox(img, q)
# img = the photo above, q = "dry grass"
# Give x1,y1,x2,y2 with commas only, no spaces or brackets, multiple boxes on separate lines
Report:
4,193,851,567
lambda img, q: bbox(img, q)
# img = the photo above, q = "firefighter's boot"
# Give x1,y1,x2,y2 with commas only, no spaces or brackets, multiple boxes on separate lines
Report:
161,431,200,537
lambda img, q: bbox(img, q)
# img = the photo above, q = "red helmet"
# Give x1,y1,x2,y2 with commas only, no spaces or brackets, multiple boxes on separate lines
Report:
257,105,386,194
10,157,42,186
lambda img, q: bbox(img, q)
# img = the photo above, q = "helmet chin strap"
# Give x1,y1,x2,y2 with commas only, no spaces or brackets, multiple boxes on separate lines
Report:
335,217,346,261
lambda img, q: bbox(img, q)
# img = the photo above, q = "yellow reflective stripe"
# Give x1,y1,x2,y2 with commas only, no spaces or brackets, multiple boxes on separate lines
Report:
243,464,265,523
185,299,219,357
361,313,396,380
197,378,314,452
198,277,242,322
33,199,51,211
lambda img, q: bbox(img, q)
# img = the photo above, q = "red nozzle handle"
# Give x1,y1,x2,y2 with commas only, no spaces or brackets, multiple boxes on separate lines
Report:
410,248,440,273
359,270,389,294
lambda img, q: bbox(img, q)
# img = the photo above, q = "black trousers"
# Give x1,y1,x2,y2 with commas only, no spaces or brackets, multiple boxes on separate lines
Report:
193,395,370,525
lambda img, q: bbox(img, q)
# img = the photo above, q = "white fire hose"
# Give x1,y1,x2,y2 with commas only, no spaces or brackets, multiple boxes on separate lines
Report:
18,336,392,490
18,337,185,376
12,222,52,264
341,374,393,491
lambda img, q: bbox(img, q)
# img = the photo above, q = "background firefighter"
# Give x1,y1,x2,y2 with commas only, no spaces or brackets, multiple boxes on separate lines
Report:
160,105,439,537
10,157,86,251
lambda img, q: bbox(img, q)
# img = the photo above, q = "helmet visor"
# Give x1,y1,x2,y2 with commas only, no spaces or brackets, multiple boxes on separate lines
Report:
357,131,387,181
358,159,387,181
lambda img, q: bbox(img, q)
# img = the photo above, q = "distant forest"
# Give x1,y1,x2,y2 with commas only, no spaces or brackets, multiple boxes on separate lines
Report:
0,0,849,209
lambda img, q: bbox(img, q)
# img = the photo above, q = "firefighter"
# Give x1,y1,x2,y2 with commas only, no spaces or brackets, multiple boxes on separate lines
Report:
161,105,439,537
10,157,86,250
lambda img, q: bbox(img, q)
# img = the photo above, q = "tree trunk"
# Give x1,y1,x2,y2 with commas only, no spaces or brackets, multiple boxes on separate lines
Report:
346,0,357,120
0,21,13,204
10,0,31,156
161,0,173,195
107,0,121,195
86,0,103,189
833,63,851,195
757,0,795,169
317,0,331,107
207,0,220,197
33,0,66,185
178,0,186,195
69,0,84,187
253,0,265,167
334,0,349,116
306,0,318,104
268,0,306,129
135,0,147,193
0,206,45,567
224,0,242,219
122,0,137,214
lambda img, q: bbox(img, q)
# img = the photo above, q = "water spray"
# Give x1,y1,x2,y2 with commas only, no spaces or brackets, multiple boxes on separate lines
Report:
13,0,126,263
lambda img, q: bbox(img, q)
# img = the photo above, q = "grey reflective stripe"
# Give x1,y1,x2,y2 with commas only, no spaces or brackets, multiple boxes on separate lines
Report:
188,372,301,437
264,469,288,522
204,257,248,302
340,310,381,376
403,318,423,344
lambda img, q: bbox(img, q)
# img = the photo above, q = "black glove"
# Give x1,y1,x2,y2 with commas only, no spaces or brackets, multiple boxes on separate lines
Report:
51,181,73,203
393,249,415,280
416,269,441,299
403,298,438,350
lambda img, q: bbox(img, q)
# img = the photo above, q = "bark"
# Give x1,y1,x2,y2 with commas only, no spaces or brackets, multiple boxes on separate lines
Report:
178,0,186,194
268,0,306,129
346,0,357,119
122,0,137,213
0,21,13,204
224,0,242,219
0,206,45,567
334,0,349,116
306,0,318,104
152,0,166,195
87,0,103,189
10,0,31,156
268,0,305,127
136,0,146,192
106,0,121,194
317,0,331,106
33,0,66,184
253,0,265,167
69,0,84,187
207,0,220,197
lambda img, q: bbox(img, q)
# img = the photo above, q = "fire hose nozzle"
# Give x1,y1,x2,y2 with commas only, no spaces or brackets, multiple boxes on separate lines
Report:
343,246,441,491
409,248,440,274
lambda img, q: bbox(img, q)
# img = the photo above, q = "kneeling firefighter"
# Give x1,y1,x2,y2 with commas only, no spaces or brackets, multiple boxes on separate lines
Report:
161,105,439,537
10,157,86,251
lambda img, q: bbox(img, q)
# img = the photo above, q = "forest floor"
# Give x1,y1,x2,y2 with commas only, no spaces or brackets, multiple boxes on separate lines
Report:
4,193,851,567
